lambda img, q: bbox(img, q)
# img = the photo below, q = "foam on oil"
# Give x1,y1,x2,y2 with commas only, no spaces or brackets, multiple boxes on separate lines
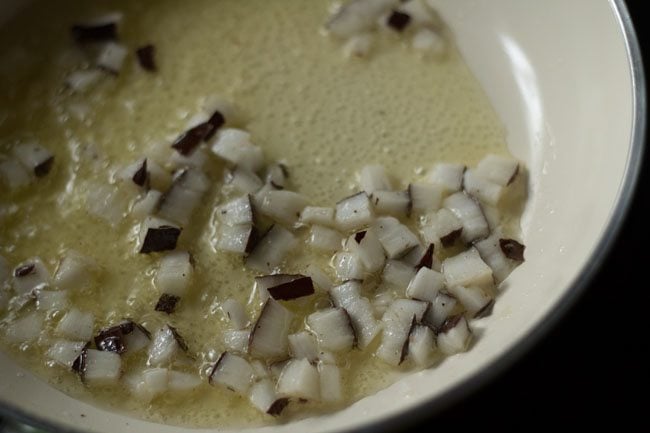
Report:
0,0,510,428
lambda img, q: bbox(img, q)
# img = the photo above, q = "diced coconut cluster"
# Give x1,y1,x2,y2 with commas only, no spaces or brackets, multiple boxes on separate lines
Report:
201,132,525,415
325,0,448,59
0,6,526,415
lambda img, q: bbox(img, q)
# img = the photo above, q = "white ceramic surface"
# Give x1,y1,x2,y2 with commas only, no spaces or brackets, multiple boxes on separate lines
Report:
0,1,644,432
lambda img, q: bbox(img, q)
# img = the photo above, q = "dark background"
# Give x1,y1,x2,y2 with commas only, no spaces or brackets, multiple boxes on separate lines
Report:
411,0,648,429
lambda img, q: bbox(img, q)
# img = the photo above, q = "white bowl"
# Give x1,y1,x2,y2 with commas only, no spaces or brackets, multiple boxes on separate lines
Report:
0,1,644,432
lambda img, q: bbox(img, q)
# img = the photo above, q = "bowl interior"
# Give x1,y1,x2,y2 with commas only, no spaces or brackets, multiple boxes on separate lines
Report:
0,1,640,432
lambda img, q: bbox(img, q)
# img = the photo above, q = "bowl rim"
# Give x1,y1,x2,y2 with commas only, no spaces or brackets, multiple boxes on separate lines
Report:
0,0,645,431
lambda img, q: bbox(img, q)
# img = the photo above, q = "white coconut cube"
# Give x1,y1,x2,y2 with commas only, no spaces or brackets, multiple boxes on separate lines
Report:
277,358,320,401
319,362,344,403
53,250,95,291
442,248,494,289
5,312,44,343
56,309,94,341
307,308,355,352
335,192,374,232
210,352,254,395
47,340,86,368
406,267,445,302
154,251,193,297
84,349,122,383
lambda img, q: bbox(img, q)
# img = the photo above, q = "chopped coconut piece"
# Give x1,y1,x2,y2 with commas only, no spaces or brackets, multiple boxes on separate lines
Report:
330,281,380,349
424,291,457,329
154,251,193,297
408,324,436,367
333,251,365,281
406,267,445,302
426,163,465,194
249,299,293,360
474,229,522,282
300,206,335,227
475,154,519,186
256,274,314,301
265,163,289,189
217,224,258,255
169,370,202,391
256,190,308,226
423,208,463,248
343,33,374,58
122,321,151,353
209,352,254,395
400,242,436,269
0,159,31,189
168,146,210,170
319,362,344,403
335,192,374,232
373,216,419,258
289,332,319,362
35,289,68,311
47,340,87,368
96,42,128,74
12,257,50,294
224,168,264,195
223,329,250,353
309,225,344,252
447,285,493,317
132,190,162,219
5,312,43,343
217,195,254,226
12,142,54,177
370,190,411,217
307,308,356,352
382,259,416,288
346,228,386,273
305,264,333,291
118,158,149,188
463,168,503,205
53,250,95,291
443,192,489,243
437,315,472,355
210,128,264,172
146,159,172,191
277,358,320,401
377,299,428,366
408,183,443,213
157,168,209,226
221,298,249,330
442,248,493,289
138,217,181,253
246,225,297,273
249,379,287,416
126,368,168,400
56,308,94,341
83,349,121,383
147,326,184,366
